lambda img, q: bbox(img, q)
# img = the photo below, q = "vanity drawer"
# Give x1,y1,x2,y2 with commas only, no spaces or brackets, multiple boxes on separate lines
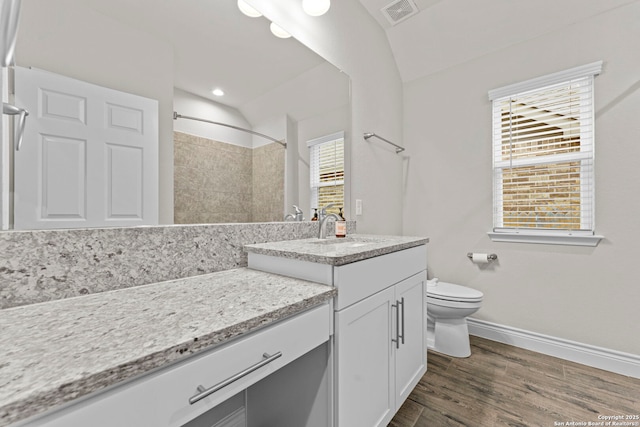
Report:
333,245,427,310
20,303,332,427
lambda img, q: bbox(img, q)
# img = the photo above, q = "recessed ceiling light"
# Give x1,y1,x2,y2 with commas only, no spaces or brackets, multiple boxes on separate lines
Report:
270,22,291,39
237,0,262,17
212,88,225,97
302,0,330,16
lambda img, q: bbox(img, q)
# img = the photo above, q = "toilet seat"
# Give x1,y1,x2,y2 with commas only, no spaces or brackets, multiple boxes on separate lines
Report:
425,278,483,358
427,280,483,303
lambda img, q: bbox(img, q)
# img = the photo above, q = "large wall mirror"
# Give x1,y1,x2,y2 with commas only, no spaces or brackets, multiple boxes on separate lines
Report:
3,0,350,230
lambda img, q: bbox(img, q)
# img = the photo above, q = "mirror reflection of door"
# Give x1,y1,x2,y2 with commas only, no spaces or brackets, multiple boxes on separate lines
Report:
13,66,158,230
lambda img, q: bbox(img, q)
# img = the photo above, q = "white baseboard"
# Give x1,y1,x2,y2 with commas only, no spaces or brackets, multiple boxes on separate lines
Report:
467,318,640,379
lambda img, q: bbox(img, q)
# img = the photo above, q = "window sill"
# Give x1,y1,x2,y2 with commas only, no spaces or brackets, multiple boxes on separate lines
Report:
487,231,604,247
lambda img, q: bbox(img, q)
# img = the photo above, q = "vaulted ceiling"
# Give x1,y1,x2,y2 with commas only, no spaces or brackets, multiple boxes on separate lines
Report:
82,0,324,110
358,0,636,82
78,0,635,116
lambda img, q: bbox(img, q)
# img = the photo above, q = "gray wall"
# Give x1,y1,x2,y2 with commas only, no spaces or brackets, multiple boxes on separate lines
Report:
252,143,286,223
174,132,285,224
248,0,405,234
174,131,253,223
402,2,640,356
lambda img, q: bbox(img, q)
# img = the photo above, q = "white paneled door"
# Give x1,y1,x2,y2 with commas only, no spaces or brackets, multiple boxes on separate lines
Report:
13,66,158,229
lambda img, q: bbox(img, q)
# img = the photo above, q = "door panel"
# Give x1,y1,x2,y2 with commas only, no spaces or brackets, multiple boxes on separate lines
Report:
105,143,143,219
40,88,87,124
335,286,395,427
106,103,143,133
394,271,427,404
13,66,158,229
41,134,86,219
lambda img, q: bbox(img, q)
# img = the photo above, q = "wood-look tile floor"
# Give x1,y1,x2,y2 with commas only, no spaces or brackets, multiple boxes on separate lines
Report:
389,336,640,427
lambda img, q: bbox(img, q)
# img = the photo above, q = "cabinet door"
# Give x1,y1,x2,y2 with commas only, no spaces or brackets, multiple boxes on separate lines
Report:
394,271,427,404
334,286,395,427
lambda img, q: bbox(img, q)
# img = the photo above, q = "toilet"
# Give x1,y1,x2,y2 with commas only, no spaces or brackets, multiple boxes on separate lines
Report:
426,278,483,358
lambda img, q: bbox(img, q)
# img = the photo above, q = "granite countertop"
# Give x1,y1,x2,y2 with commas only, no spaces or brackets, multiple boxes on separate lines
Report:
244,234,429,266
0,268,336,427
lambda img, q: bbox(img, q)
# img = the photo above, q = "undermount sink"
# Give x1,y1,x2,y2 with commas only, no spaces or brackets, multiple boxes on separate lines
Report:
309,237,367,247
307,241,372,248
244,234,429,266
313,240,369,248
308,236,390,246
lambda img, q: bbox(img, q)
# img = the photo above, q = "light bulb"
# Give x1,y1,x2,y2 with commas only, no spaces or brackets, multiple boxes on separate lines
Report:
302,0,330,16
237,0,262,17
212,88,224,97
270,22,291,39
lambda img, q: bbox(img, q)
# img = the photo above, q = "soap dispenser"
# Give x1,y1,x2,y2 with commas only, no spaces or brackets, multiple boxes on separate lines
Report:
311,208,318,221
335,207,346,238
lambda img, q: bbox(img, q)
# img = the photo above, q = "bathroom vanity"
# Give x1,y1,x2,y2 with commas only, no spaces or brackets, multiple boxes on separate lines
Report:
1,233,427,427
0,269,336,427
245,234,429,427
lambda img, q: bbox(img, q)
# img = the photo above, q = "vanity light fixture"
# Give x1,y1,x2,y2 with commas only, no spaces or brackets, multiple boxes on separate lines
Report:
270,22,291,38
237,0,262,17
212,88,224,97
236,0,294,39
302,0,331,16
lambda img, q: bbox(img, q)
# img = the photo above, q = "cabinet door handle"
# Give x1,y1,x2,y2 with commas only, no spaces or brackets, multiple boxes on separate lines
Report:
188,351,282,405
391,301,400,349
399,297,405,345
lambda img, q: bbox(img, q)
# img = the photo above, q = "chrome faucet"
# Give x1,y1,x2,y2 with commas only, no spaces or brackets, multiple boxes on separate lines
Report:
284,205,304,221
317,203,340,239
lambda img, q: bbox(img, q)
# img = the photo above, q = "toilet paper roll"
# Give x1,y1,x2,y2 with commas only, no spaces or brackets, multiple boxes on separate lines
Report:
471,253,490,264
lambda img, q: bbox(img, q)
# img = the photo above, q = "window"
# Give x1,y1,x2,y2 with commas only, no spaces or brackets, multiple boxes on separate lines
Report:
488,62,603,246
308,131,344,216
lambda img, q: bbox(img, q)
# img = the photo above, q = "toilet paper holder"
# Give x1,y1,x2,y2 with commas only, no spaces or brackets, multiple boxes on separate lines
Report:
467,252,498,261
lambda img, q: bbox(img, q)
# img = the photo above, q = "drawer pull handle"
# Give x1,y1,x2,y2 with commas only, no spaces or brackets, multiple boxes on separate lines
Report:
391,301,400,349
188,351,282,405
399,297,405,345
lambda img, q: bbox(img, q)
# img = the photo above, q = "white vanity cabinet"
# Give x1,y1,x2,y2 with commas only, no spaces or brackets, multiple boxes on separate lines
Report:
247,242,428,427
17,303,332,427
332,246,427,427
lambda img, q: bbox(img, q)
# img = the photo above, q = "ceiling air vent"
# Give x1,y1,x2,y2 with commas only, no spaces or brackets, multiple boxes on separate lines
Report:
380,0,419,26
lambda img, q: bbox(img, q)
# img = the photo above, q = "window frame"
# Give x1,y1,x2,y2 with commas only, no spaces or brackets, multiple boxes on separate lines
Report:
307,131,345,215
487,62,604,247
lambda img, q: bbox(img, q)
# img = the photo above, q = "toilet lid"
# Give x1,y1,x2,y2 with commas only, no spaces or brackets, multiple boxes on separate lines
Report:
427,280,483,302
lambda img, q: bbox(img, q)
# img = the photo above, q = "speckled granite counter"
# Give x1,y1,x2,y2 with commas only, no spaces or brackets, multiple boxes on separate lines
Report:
244,234,429,266
0,268,336,426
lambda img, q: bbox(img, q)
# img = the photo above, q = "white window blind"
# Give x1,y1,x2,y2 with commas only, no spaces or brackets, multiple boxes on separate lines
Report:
308,131,344,215
490,62,601,237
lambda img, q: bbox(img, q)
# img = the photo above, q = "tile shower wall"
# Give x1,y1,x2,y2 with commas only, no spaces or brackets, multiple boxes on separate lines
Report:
0,221,356,309
253,142,286,222
174,131,253,223
174,132,285,224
